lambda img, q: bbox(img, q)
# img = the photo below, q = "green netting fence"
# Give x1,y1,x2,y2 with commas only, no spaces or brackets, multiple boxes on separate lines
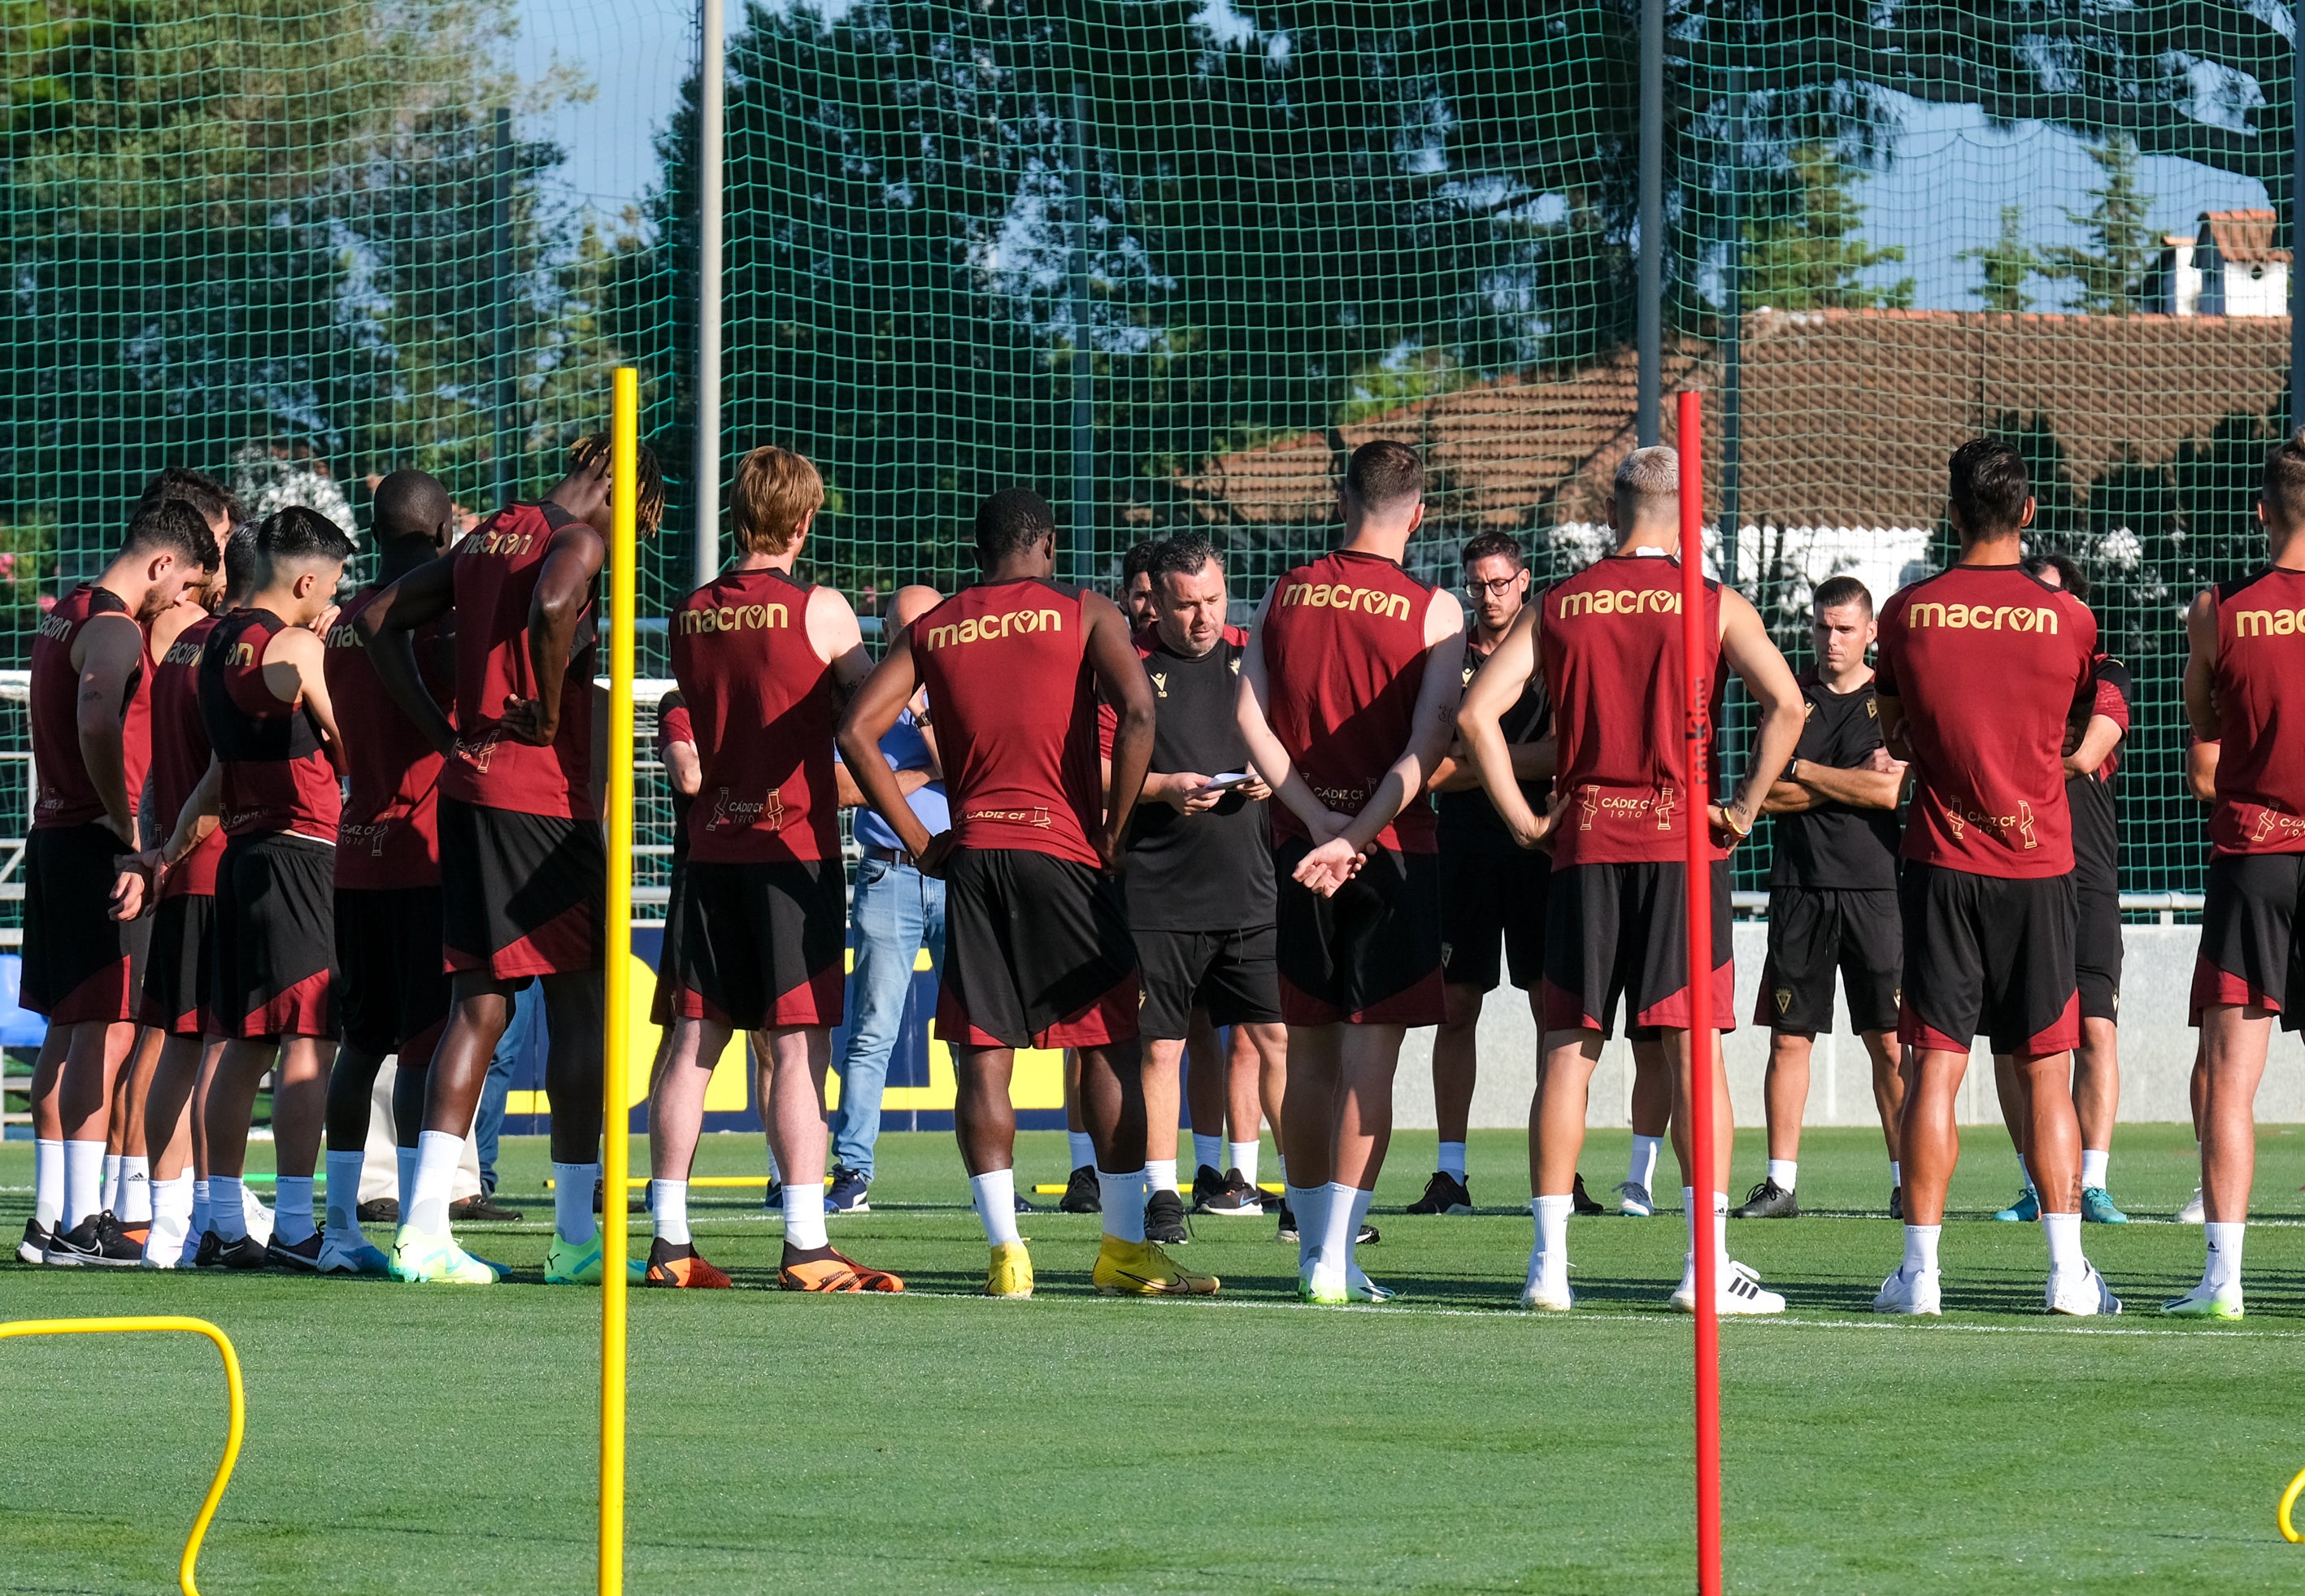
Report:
7,0,2302,932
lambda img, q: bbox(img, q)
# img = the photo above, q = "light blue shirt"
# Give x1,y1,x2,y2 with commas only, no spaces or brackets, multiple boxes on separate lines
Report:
842,707,947,850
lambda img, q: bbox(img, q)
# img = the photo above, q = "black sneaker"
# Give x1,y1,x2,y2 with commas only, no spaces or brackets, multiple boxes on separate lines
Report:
1189,1165,1228,1210
193,1230,224,1269
18,1217,53,1264
1013,1189,1037,1215
450,1193,526,1222
1407,1170,1473,1215
1059,1164,1101,1214
1276,1199,1298,1243
43,1214,141,1268
267,1230,324,1272
825,1165,870,1215
763,1179,783,1211
202,1232,270,1271
1357,1221,1380,1246
1888,1185,1903,1221
357,1197,400,1224
1196,1168,1264,1218
1145,1188,1189,1244
1572,1173,1605,1216
1732,1177,1799,1219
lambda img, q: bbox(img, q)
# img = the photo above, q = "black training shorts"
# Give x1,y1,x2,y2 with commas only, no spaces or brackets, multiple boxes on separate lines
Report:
2191,850,2305,1031
673,858,846,1030
1542,858,1734,1038
1135,924,1281,1039
1274,840,1443,1027
1753,886,1900,1037
137,891,215,1038
650,848,690,1027
336,885,450,1056
937,846,1140,1050
1440,843,1549,994
23,821,150,1023
1897,860,2077,1056
2073,879,2124,1023
212,831,337,1041
439,796,603,982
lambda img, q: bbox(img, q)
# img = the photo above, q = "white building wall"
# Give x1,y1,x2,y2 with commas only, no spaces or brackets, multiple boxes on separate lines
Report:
2223,259,2288,317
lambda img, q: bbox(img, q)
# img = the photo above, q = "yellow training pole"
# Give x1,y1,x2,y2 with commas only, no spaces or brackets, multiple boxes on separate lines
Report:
2,1316,245,1596
600,366,638,1594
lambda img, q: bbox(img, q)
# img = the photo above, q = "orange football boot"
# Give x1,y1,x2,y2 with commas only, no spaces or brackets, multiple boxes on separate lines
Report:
645,1239,733,1289
778,1247,905,1293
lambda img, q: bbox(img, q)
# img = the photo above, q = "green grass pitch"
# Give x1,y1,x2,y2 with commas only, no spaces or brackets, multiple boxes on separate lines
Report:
3,1124,2303,1593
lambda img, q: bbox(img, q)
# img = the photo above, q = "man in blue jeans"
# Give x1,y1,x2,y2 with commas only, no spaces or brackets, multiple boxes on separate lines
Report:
826,585,948,1212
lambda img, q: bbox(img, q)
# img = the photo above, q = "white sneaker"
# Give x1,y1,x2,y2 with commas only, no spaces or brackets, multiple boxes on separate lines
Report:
1520,1259,1574,1311
2159,1279,2244,1320
1343,1259,1395,1302
1669,1257,1785,1316
2175,1187,2205,1224
2046,1263,2123,1316
1872,1264,1942,1316
1616,1181,1654,1217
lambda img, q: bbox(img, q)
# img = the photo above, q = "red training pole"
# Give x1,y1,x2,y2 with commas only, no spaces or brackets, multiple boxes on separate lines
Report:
1677,389,1724,1596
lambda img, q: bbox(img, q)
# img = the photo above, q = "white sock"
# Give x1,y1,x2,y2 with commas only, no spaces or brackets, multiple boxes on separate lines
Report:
189,1177,211,1240
1530,1194,1572,1288
1682,1187,1729,1269
1890,1159,1902,1188
763,1146,781,1184
1067,1131,1096,1171
146,1175,194,1262
103,1150,123,1211
210,1175,248,1241
63,1139,105,1229
1290,1182,1329,1274
325,1150,365,1237
1229,1140,1260,1185
784,1178,829,1251
119,1155,151,1224
1100,1169,1149,1242
1275,1153,1288,1186
1437,1141,1468,1181
33,1137,63,1229
272,1175,315,1245
1628,1133,1661,1191
970,1169,1022,1246
2041,1210,2083,1273
2080,1148,2109,1188
1903,1223,1941,1276
553,1161,601,1246
396,1144,418,1215
1766,1158,1796,1192
1147,1157,1179,1196
2016,1154,2035,1195
407,1129,463,1234
1191,1133,1224,1175
652,1180,690,1246
2203,1221,2245,1292
1346,1187,1375,1272
1313,1181,1360,1281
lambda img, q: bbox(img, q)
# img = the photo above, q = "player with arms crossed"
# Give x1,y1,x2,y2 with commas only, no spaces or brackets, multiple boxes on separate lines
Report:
1461,445,1804,1314
359,434,665,1285
1237,440,1466,1305
2166,431,2305,1319
841,487,1209,1298
1872,438,2117,1316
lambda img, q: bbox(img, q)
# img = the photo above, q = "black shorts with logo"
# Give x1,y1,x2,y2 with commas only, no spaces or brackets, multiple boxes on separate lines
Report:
1898,860,2077,1055
212,832,337,1040
2073,880,2124,1023
1753,886,1901,1037
650,842,690,1027
937,846,1140,1050
1274,839,1443,1027
23,821,150,1023
1542,858,1734,1037
439,796,603,982
1440,844,1549,994
2190,850,2305,1031
674,858,846,1030
337,885,450,1056
138,891,215,1037
1135,924,1281,1039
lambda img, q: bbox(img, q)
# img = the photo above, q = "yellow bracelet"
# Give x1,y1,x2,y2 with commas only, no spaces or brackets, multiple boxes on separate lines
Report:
1720,803,1752,838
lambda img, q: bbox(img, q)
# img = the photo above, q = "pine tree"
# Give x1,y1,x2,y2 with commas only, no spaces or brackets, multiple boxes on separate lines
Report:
2039,135,2157,315
1738,144,1913,311
1959,205,2038,313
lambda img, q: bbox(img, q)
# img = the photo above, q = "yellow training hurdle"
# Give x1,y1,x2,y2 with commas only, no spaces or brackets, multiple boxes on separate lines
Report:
1,1315,245,1596
2281,1466,2305,1543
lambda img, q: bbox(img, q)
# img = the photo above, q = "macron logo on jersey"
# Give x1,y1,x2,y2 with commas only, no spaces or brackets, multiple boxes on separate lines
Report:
1905,601,2060,633
165,637,206,668
1281,582,1412,620
924,609,1063,650
1556,588,1681,619
229,641,259,668
35,610,73,641
2232,605,2305,638
680,602,788,635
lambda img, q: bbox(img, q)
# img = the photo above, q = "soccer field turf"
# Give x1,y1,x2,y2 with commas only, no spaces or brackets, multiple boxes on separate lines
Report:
3,1124,2303,1593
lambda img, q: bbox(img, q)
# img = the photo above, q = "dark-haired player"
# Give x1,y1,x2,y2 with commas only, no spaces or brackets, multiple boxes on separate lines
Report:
653,445,902,1292
1237,439,1466,1305
1987,552,2133,1227
150,507,351,1268
2167,432,2305,1319
318,469,459,1275
24,497,215,1264
1119,539,1161,630
1734,576,1906,1220
1461,446,1804,1315
1873,438,2116,1316
359,433,665,1285
842,486,1211,1298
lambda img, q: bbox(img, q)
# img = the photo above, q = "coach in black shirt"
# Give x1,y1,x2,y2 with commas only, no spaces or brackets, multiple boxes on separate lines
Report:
1736,575,1908,1220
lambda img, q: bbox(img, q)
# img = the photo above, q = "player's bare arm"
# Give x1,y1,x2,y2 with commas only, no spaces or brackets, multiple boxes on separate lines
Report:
263,624,348,778
2186,736,2219,803
1084,588,1155,872
504,521,607,746
1764,759,1903,816
354,552,459,756
72,611,146,847
2062,713,2123,777
1234,589,1350,841
837,621,942,868
115,755,224,921
1459,603,1548,848
1716,587,1805,845
2182,586,2220,741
